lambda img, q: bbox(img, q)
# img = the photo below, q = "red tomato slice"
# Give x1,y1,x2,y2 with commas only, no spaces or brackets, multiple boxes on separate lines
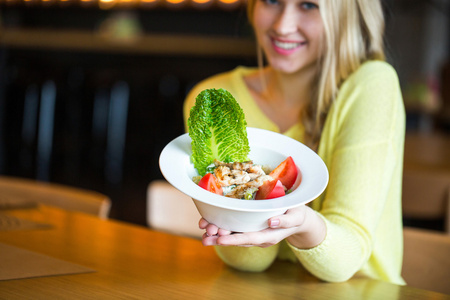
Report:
198,173,223,195
255,179,285,200
269,156,298,190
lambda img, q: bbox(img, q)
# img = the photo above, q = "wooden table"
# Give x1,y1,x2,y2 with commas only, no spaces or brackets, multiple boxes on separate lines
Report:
0,205,448,299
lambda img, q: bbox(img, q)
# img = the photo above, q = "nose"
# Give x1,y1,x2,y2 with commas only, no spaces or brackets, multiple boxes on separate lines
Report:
273,7,298,35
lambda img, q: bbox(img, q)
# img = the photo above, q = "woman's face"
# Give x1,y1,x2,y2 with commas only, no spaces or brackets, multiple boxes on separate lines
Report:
253,0,324,74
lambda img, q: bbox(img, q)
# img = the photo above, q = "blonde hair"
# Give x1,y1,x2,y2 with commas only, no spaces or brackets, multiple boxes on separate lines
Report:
247,0,386,148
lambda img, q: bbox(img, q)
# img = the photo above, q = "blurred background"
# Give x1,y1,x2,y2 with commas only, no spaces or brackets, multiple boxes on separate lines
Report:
0,0,449,228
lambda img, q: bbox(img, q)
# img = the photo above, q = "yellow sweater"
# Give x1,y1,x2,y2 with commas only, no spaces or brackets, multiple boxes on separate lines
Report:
183,61,406,285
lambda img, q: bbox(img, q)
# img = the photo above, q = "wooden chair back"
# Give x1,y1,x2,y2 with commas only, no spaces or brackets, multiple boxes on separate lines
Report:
0,176,111,219
402,166,450,233
402,227,450,294
147,180,203,239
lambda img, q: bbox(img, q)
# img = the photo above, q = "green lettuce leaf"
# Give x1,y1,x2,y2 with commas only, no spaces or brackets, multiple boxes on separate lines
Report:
188,88,250,176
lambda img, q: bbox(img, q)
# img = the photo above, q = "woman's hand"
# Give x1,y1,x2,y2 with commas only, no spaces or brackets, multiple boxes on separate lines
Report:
199,205,326,249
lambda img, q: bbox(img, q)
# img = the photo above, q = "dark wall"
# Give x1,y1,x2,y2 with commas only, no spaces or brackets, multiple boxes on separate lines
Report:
0,6,257,225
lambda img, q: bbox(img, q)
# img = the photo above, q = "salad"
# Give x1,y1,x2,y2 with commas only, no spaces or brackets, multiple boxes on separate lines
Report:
194,157,298,200
188,88,299,200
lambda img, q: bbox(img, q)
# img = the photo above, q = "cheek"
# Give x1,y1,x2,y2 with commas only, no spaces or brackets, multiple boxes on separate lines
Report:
253,5,272,34
305,22,325,47
253,17,265,35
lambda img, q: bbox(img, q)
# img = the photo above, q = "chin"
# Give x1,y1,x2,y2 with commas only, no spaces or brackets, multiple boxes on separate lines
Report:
270,63,302,74
269,57,316,75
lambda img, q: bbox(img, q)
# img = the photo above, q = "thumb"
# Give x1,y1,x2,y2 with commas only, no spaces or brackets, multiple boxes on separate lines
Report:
268,206,307,229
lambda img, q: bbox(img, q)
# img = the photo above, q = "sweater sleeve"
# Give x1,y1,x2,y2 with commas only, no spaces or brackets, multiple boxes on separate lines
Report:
182,63,405,282
214,244,280,272
288,61,405,282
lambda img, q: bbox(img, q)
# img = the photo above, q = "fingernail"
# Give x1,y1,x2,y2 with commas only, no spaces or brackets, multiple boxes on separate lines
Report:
270,219,280,227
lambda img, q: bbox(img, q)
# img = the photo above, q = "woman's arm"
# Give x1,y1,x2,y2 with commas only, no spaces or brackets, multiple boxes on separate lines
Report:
288,62,405,282
199,206,326,272
198,62,405,281
201,206,326,249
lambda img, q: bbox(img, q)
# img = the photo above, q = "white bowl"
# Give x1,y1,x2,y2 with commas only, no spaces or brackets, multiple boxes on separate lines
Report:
159,127,328,232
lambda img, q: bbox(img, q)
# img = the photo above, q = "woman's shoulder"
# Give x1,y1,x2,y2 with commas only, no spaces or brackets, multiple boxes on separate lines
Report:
336,60,403,111
183,66,255,125
185,66,256,107
348,60,399,84
189,66,255,92
184,68,238,109
193,69,234,87
339,60,401,102
333,60,405,129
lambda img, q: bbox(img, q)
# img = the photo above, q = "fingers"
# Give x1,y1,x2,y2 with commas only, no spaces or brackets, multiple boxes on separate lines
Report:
199,208,308,247
200,218,234,246
198,218,209,229
199,218,220,238
202,227,289,247
217,228,232,236
202,232,244,247
199,218,220,236
202,233,219,246
215,230,279,248
216,232,252,246
202,229,233,246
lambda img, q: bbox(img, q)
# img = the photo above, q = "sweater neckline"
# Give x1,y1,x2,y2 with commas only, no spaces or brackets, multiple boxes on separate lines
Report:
231,66,303,138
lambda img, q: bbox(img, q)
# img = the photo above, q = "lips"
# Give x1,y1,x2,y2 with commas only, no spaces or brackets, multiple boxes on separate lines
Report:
273,40,302,50
271,38,305,55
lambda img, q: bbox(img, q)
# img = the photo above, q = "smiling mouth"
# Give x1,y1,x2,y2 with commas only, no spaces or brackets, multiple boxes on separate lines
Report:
273,40,304,50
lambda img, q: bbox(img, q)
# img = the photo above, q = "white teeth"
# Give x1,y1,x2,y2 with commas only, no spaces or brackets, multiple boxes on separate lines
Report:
274,40,301,50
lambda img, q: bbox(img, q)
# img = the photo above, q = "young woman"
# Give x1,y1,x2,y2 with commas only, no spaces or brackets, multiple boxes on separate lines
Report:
183,0,405,285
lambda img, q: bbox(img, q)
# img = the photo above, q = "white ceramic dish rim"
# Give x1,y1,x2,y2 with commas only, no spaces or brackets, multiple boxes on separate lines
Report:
159,127,329,212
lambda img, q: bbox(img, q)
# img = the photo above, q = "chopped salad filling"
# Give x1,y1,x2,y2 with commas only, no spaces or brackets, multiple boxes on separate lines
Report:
194,159,284,200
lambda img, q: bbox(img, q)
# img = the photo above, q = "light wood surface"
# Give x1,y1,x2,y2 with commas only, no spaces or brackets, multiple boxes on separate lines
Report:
0,206,448,299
